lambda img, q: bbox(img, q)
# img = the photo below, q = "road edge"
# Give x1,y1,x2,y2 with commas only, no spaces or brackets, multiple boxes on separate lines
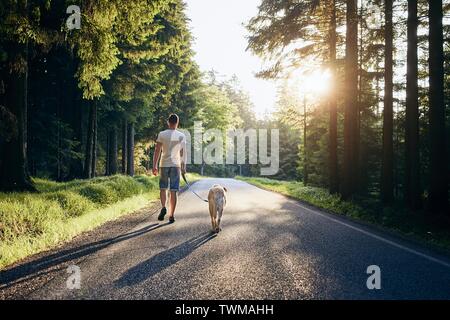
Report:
239,178,450,261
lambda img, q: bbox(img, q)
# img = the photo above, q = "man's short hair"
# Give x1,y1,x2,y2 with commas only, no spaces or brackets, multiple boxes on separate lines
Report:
168,114,179,125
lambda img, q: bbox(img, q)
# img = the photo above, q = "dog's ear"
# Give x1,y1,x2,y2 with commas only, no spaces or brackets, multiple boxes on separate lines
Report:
223,187,228,192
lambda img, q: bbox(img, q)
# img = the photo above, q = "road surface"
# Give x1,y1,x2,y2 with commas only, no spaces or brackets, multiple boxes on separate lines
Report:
1,178,450,299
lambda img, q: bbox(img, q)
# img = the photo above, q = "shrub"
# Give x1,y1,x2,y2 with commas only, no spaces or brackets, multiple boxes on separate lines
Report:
45,191,94,218
0,197,62,243
134,175,158,190
77,184,119,206
103,176,144,200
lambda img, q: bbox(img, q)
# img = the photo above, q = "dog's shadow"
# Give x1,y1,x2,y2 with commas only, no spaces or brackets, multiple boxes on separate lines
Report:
115,232,216,288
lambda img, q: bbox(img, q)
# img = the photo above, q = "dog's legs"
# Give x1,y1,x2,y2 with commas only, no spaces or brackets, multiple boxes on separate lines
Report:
214,218,220,233
217,208,223,232
209,201,217,232
214,207,221,233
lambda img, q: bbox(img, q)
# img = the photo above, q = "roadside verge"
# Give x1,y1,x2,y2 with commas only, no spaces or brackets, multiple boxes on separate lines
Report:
0,173,201,270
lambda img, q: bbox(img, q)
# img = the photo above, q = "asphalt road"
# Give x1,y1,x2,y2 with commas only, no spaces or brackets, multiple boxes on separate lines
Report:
1,178,450,299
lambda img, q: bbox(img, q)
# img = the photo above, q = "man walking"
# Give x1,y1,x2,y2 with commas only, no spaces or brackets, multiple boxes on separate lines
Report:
153,114,187,223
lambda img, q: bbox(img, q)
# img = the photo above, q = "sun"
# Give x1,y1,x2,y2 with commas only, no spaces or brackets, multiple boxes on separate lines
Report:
303,69,331,95
288,68,331,97
284,67,332,106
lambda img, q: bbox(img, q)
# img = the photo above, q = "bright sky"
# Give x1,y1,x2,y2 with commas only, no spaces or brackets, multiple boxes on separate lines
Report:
185,0,277,119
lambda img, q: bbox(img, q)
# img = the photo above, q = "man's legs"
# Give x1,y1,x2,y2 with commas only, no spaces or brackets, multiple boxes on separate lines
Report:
158,167,180,222
158,168,169,221
160,190,167,208
168,191,178,219
168,167,181,222
158,190,168,221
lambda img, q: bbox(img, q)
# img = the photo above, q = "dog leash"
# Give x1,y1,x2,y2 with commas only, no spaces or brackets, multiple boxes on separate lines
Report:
182,173,209,203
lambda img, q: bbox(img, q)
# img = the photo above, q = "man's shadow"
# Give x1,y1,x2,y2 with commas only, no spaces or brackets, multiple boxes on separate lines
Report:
116,232,216,288
1,222,170,288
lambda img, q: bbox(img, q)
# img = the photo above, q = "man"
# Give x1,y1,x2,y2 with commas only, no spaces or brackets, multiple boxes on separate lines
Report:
153,114,187,223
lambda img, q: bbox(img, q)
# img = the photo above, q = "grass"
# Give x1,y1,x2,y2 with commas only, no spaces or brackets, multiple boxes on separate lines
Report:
237,176,450,253
0,173,201,270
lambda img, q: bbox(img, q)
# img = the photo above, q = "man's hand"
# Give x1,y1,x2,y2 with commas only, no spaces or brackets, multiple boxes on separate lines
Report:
153,142,162,177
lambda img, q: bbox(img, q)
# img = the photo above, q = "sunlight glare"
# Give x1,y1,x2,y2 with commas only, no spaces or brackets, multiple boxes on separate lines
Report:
303,69,331,95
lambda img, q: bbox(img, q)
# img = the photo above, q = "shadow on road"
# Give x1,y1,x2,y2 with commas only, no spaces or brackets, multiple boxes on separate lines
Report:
115,232,216,288
0,222,170,288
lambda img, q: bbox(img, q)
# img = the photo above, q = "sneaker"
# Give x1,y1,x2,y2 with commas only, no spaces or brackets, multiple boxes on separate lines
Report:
169,216,175,224
158,207,167,221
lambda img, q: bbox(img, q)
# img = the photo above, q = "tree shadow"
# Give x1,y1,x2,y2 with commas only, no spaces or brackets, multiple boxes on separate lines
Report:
115,232,217,288
1,222,170,288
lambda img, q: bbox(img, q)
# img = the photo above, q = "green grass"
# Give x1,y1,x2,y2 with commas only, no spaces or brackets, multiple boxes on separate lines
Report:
0,173,201,270
237,176,450,252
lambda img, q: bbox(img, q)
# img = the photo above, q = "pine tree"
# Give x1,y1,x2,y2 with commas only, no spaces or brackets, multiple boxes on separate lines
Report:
381,0,394,203
428,0,448,213
342,0,359,199
0,0,35,191
328,0,339,194
405,0,421,210
247,0,342,189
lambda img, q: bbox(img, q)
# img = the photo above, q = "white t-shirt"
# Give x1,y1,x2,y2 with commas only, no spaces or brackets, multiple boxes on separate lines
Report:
156,129,187,168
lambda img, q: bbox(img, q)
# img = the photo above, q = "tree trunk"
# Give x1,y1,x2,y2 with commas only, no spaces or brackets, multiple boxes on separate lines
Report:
355,0,364,193
342,0,359,199
303,96,308,185
105,133,110,176
68,97,83,179
381,0,394,204
68,60,83,180
0,57,34,191
428,0,448,213
0,2,35,192
91,106,97,178
122,120,128,174
328,0,338,194
56,98,62,182
108,128,118,175
405,0,421,210
83,100,96,179
126,122,135,176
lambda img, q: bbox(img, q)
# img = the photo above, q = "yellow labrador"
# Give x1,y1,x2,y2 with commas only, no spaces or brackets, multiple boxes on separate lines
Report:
208,184,227,233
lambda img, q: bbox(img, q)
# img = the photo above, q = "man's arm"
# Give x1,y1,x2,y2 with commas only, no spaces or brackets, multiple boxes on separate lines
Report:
180,138,187,174
153,142,162,176
180,149,186,174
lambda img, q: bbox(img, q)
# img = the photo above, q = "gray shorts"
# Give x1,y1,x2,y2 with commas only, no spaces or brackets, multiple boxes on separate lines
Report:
159,167,181,192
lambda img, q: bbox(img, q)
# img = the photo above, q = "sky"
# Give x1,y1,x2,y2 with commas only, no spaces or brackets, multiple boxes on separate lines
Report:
184,0,278,119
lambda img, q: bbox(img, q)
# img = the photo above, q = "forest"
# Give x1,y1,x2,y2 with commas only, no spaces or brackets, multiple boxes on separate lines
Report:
0,0,449,229
0,0,258,188
247,0,450,215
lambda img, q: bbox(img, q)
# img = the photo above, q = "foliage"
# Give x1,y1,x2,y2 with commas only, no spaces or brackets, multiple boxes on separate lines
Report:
247,0,343,78
247,0,450,210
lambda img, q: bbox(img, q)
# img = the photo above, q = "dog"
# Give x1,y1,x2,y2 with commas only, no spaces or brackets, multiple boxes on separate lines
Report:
208,184,227,233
